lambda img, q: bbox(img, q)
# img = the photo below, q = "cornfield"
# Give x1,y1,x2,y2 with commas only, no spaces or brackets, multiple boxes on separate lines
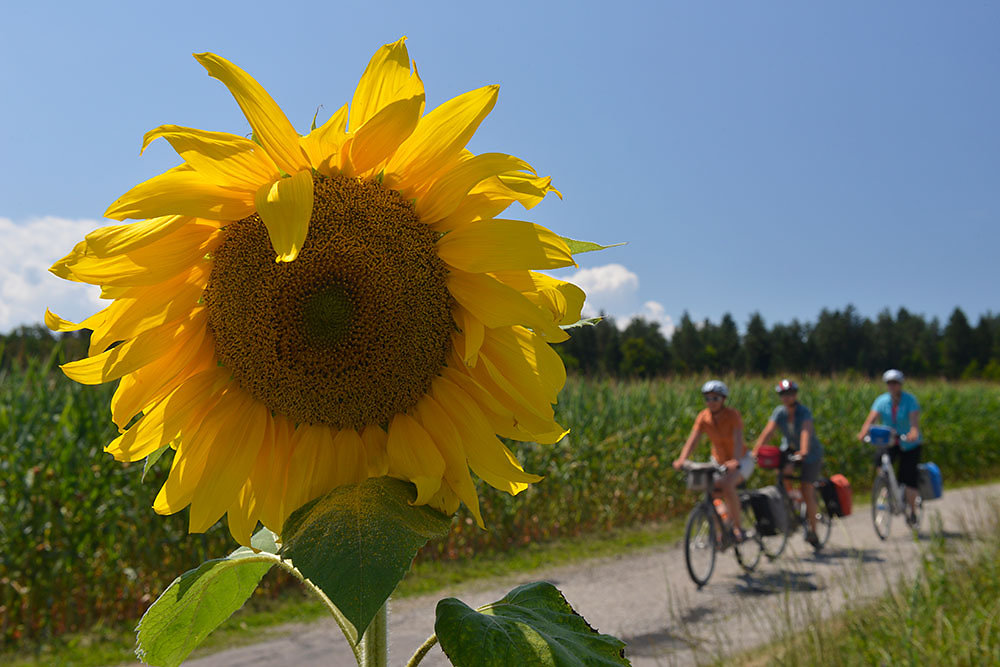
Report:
3,357,999,647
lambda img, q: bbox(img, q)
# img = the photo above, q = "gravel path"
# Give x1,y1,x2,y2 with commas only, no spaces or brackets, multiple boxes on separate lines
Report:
182,482,999,666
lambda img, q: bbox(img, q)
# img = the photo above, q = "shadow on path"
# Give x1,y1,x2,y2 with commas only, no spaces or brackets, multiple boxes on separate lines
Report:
729,570,822,596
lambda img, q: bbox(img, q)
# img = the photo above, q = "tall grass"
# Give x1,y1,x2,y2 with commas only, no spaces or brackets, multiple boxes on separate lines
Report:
3,367,1000,647
764,505,1000,665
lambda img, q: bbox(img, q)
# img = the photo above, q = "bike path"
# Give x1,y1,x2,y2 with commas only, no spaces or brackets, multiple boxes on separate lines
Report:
180,482,1000,666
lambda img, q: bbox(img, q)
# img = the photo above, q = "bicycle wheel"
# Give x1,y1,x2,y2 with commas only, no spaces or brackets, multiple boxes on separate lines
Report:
735,499,764,572
872,475,892,540
812,491,833,550
684,503,717,587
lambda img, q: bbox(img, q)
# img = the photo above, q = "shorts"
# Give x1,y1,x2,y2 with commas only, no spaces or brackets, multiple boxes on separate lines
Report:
711,453,755,484
782,450,822,483
874,444,922,489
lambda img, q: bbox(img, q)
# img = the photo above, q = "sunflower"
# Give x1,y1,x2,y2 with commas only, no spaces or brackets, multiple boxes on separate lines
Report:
47,38,584,546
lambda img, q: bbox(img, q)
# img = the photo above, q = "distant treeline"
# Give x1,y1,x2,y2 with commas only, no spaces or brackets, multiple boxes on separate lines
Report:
558,306,1000,380
3,304,999,380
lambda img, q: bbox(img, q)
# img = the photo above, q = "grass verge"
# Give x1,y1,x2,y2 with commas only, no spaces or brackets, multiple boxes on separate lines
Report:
745,500,1000,666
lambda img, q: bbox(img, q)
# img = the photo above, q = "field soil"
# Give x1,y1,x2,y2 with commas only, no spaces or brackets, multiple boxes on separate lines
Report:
180,482,999,667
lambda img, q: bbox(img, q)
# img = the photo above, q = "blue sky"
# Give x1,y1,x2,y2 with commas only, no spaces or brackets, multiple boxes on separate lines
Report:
2,1,998,335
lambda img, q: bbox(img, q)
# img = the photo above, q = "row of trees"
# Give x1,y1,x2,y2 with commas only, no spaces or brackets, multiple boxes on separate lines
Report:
3,305,997,379
558,306,1000,379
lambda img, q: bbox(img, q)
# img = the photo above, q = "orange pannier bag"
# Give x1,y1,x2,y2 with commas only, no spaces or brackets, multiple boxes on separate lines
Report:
830,474,852,517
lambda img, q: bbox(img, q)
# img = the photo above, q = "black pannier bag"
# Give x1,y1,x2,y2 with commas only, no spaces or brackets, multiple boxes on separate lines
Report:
749,486,787,536
817,478,843,517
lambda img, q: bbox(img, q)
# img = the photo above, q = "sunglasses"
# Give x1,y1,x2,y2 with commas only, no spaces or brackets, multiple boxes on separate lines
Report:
703,395,724,403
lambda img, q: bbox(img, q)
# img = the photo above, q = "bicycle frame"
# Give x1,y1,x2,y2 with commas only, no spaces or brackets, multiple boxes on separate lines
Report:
875,447,906,513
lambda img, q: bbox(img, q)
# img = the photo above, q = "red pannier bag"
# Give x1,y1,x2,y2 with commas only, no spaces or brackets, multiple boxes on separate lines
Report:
830,474,852,517
757,445,781,469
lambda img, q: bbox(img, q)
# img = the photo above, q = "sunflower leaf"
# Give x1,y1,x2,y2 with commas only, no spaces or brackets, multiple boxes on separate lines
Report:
558,236,626,255
560,317,603,331
134,528,279,667
141,445,170,482
435,581,631,666
278,477,451,642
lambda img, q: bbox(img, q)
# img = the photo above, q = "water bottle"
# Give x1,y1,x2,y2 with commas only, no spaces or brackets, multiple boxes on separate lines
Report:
714,498,729,523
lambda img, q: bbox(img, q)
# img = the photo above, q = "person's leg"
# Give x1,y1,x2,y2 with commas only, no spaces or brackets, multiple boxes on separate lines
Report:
802,481,818,532
717,471,743,536
899,447,922,518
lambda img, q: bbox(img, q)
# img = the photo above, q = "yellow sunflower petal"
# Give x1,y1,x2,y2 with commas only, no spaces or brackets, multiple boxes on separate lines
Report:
350,95,423,175
105,166,254,222
189,393,269,533
54,222,219,288
44,307,107,333
332,429,369,486
193,53,309,175
142,125,279,190
90,265,208,354
258,417,295,531
60,308,207,385
152,381,234,514
386,413,444,505
361,424,389,477
384,85,499,192
414,391,484,528
436,220,574,273
448,270,568,343
300,103,349,169
85,215,192,257
452,306,484,366
350,37,423,130
430,376,541,494
110,329,214,429
492,271,586,326
254,169,314,263
416,153,533,223
281,424,337,524
482,325,564,405
435,173,561,231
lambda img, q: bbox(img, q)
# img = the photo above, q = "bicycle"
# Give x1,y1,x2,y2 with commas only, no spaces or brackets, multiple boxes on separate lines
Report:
680,461,764,587
866,426,923,540
757,454,833,560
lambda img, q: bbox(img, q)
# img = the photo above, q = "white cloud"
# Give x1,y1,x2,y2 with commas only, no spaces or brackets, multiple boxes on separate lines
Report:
0,217,104,333
565,263,676,336
637,300,676,337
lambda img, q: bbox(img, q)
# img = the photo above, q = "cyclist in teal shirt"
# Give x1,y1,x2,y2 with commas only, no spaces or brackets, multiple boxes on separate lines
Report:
857,369,922,525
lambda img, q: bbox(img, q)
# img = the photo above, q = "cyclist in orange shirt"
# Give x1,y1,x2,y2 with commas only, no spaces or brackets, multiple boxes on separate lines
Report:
673,380,754,541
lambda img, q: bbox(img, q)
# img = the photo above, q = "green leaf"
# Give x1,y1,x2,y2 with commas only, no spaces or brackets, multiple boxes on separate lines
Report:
278,477,451,641
134,528,279,667
141,445,170,482
435,581,631,667
559,236,625,255
561,317,603,331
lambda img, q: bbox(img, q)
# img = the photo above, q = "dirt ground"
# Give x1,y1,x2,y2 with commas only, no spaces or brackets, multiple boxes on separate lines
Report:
179,482,998,667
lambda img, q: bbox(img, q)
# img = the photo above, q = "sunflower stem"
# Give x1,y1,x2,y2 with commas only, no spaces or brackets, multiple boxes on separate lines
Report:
406,633,438,667
359,600,388,667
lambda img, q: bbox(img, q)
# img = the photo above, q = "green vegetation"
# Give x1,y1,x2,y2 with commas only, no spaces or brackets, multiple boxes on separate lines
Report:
762,510,1000,665
4,354,1000,653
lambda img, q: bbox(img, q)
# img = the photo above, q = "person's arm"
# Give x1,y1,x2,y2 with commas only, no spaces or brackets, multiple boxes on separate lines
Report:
905,410,920,443
799,419,814,458
725,427,745,469
673,421,702,470
857,410,879,441
752,420,778,455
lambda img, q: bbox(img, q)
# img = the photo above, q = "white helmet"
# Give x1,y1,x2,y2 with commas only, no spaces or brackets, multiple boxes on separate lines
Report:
882,369,905,383
700,380,729,397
